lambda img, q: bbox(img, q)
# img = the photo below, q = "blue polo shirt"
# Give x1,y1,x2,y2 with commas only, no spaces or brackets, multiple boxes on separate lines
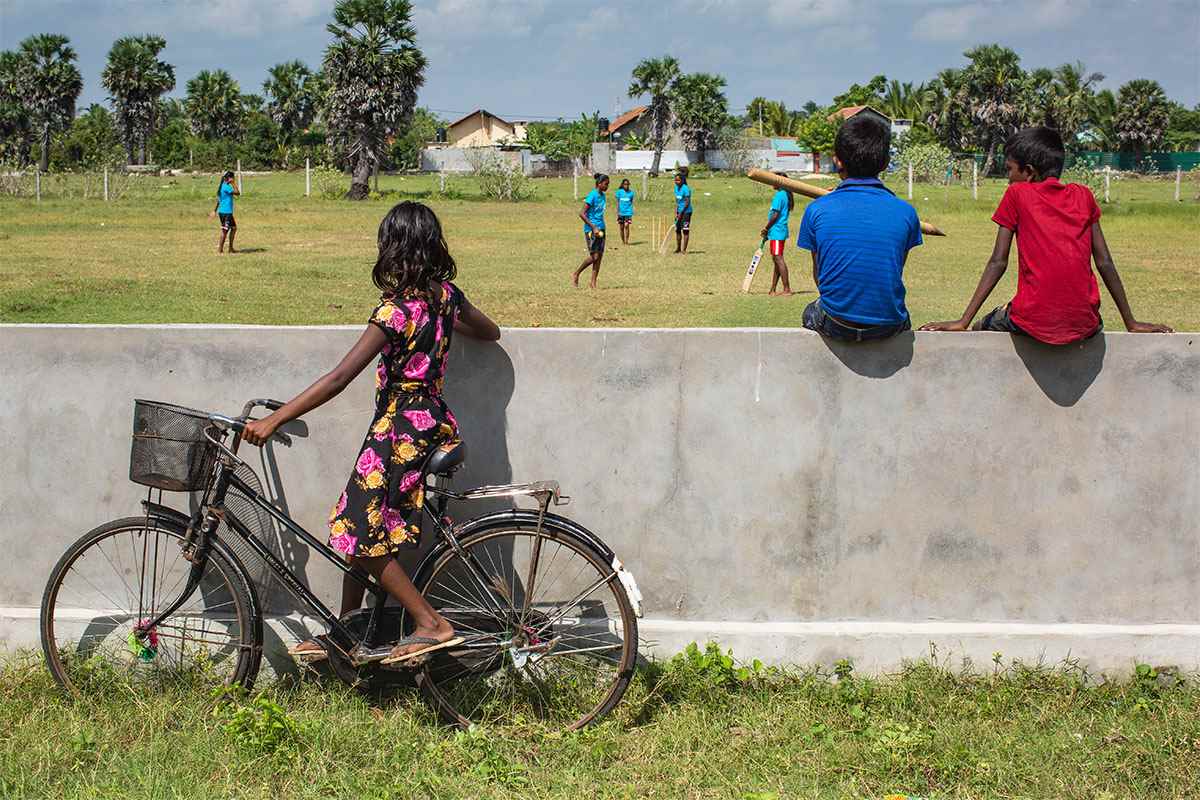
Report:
796,177,922,326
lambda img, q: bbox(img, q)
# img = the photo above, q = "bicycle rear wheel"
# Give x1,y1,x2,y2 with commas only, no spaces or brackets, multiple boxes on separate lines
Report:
414,517,638,730
41,516,261,695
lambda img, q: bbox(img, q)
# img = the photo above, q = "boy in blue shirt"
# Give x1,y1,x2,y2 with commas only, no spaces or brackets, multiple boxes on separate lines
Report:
796,115,922,341
573,173,609,289
614,178,635,246
760,177,793,295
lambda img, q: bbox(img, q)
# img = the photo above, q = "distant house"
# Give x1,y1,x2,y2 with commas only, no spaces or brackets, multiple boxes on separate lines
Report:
607,105,684,149
445,109,528,147
829,105,910,139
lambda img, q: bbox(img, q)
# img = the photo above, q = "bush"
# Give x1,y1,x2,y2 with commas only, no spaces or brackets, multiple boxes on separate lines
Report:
895,140,953,182
466,149,535,202
312,166,346,199
1062,164,1105,201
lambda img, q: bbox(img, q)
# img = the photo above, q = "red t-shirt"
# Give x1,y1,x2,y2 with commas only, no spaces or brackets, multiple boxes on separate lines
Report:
992,178,1102,344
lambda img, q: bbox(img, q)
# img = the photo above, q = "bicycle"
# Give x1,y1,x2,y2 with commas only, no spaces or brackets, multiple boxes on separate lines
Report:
41,398,643,730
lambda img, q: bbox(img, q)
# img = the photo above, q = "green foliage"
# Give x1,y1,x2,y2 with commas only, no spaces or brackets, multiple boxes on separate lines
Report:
10,33,84,171
323,0,427,197
524,115,598,161
796,111,839,154
148,116,190,167
313,165,348,198
1165,103,1200,152
1061,163,1104,201
466,149,535,201
833,74,887,109
101,35,175,166
262,60,320,146
389,106,441,170
652,641,770,703
185,69,247,140
897,140,953,182
671,72,730,151
628,55,681,174
212,686,308,756
1114,79,1171,156
50,105,124,170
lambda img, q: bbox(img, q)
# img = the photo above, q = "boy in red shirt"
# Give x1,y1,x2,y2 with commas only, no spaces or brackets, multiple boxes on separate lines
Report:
922,127,1171,341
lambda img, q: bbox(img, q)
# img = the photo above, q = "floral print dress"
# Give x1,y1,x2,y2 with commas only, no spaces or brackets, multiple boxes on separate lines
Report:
328,282,465,558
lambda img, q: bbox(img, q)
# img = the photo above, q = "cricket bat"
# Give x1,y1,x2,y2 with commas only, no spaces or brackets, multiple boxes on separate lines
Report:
741,237,768,293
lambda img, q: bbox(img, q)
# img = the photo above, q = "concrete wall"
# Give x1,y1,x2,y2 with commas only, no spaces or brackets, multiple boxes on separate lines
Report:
420,147,529,175
612,149,837,174
2,326,1198,675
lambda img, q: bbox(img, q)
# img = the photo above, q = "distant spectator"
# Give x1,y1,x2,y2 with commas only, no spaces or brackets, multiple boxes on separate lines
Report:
614,178,635,246
797,115,921,341
760,174,793,296
573,173,609,289
922,126,1172,339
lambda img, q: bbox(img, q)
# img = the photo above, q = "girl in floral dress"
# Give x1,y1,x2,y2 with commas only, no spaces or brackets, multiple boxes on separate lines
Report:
243,201,500,664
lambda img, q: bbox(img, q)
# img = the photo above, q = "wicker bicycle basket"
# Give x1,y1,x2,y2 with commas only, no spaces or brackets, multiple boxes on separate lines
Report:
129,400,218,492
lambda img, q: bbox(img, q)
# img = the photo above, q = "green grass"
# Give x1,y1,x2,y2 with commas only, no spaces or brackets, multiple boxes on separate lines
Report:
1,170,1197,329
2,647,1197,799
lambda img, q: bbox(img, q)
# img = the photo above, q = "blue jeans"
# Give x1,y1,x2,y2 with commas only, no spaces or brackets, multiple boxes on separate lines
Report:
802,301,910,342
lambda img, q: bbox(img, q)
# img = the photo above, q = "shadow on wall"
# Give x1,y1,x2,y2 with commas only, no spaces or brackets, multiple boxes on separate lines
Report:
1012,334,1106,407
817,330,915,379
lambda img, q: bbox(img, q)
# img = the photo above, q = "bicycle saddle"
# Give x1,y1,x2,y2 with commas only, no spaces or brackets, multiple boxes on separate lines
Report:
425,441,467,477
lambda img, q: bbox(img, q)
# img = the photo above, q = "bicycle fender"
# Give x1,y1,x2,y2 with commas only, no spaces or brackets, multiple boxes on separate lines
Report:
140,500,191,529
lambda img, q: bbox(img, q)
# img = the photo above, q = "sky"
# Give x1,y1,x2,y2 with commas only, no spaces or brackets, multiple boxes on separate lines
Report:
2,0,1198,121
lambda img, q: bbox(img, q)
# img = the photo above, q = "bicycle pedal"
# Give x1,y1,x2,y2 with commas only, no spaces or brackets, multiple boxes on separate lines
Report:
349,643,395,666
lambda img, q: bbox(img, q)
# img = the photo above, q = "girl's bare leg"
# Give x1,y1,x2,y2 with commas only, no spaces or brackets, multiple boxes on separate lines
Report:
227,225,237,253
590,253,602,289
217,228,227,254
775,253,792,295
355,554,455,659
573,255,593,287
681,231,689,254
674,229,682,253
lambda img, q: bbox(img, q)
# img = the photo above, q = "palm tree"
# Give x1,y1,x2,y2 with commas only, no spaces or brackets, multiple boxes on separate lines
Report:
962,44,1026,174
15,34,83,172
101,35,175,166
185,69,245,140
323,0,426,200
1114,79,1170,161
628,55,681,176
0,50,32,165
881,80,927,122
263,60,318,146
1046,61,1104,149
1087,88,1119,150
746,96,770,136
926,68,971,152
671,72,729,158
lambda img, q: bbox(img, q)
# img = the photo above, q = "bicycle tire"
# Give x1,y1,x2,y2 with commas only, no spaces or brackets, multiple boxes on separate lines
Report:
41,515,263,695
413,516,638,730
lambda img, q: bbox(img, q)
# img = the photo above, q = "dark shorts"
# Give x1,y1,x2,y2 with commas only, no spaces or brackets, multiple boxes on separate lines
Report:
585,230,606,255
218,213,236,231
802,301,911,342
675,213,692,233
977,303,1103,340
617,215,632,224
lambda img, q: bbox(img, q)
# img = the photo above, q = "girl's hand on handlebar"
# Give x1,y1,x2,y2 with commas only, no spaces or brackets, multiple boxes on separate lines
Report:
243,417,278,447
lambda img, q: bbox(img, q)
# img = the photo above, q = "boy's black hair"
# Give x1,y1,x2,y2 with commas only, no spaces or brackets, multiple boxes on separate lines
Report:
774,171,794,212
1004,126,1065,178
372,201,457,303
834,115,891,178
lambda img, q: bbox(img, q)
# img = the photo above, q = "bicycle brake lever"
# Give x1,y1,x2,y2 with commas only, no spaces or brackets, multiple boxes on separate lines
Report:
271,430,293,448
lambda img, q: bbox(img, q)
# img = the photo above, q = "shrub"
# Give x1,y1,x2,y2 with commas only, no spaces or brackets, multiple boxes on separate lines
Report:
466,149,535,202
312,166,346,199
895,140,953,182
1062,164,1105,201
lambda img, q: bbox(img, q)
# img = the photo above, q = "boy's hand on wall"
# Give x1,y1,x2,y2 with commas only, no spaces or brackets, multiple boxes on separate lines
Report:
1126,321,1174,334
919,320,970,332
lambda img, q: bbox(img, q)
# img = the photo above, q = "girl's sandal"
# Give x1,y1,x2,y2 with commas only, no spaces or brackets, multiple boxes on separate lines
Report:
379,635,465,669
287,635,331,663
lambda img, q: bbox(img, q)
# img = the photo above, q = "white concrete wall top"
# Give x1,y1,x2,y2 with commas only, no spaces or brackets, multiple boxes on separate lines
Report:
1,326,1198,667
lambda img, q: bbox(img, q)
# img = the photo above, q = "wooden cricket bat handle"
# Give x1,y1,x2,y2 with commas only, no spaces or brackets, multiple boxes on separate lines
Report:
746,168,946,237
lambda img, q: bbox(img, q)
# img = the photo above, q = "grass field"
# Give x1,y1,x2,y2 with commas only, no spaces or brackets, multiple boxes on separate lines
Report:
2,649,1197,799
1,170,1197,329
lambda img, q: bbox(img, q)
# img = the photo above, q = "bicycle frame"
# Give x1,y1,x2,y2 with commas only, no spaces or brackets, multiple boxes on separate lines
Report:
137,416,572,667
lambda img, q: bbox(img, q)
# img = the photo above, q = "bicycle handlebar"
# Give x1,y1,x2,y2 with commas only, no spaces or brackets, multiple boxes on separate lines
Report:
208,412,293,447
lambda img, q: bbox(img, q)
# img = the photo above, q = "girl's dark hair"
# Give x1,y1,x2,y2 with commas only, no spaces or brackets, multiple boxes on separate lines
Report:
372,201,457,302
620,178,630,187
217,171,234,196
676,169,688,185
593,172,608,185
775,171,794,212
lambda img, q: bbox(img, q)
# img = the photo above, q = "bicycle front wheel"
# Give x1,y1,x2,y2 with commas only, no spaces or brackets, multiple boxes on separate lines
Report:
40,516,261,695
414,517,638,730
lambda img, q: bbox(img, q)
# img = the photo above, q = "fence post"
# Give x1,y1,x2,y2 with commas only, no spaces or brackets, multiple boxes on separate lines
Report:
236,158,242,192
907,162,913,200
1104,166,1111,203
972,159,978,200
373,160,379,193
104,167,109,202
305,158,311,197
35,169,41,203
1176,167,1182,202
189,147,193,168
573,161,579,201
642,169,647,198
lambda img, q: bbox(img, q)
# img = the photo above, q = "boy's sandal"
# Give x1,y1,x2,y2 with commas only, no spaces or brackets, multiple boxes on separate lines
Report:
288,635,331,663
379,635,465,669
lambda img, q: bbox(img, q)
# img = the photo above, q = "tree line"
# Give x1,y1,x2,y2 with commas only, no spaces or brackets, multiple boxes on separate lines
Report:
2,7,1196,192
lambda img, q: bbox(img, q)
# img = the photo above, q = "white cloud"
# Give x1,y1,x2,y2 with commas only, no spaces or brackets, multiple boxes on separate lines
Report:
574,7,620,37
911,0,1091,43
414,0,549,40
